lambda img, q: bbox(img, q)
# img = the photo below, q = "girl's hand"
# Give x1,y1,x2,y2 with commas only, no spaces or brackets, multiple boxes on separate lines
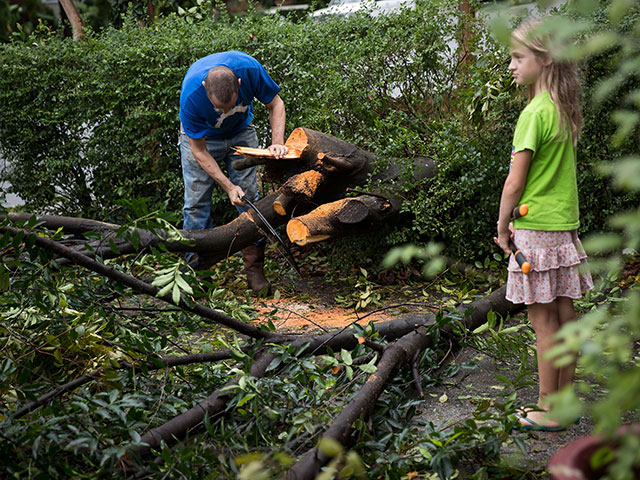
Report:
493,224,514,255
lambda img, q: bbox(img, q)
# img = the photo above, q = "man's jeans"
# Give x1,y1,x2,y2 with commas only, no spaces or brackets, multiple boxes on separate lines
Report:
180,125,259,231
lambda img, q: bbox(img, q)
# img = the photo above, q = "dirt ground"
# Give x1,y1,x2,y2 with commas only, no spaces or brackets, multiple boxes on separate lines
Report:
249,282,596,478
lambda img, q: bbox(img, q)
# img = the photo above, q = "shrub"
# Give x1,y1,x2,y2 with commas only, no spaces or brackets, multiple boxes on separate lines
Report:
0,0,459,225
0,0,637,259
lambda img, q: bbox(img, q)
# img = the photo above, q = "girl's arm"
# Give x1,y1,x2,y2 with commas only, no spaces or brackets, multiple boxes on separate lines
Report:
494,149,532,254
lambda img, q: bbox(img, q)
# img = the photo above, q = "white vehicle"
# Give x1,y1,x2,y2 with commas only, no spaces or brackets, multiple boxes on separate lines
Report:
310,0,416,21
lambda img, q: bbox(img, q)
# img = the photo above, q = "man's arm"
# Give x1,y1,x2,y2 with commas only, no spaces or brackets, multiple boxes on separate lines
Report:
188,137,245,207
265,95,288,158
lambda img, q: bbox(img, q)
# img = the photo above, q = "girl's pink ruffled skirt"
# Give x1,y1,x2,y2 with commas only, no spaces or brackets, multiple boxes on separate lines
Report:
506,229,594,305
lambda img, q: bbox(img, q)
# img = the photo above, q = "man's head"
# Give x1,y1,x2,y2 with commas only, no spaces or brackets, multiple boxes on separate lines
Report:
203,66,241,113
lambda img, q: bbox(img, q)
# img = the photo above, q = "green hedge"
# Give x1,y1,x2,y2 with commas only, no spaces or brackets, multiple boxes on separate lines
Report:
0,1,458,221
0,0,637,260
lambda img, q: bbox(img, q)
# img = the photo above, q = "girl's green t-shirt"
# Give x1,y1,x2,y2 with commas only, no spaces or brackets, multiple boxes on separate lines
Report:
511,91,580,231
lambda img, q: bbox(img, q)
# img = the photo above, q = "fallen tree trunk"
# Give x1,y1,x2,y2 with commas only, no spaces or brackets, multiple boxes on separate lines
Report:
8,191,289,264
7,130,435,265
286,285,522,479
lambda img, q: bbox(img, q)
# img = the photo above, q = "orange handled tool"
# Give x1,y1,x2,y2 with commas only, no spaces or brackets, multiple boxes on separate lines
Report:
511,204,528,219
508,240,531,274
508,204,531,274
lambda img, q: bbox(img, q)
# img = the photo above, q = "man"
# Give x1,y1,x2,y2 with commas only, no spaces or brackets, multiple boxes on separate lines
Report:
179,50,288,295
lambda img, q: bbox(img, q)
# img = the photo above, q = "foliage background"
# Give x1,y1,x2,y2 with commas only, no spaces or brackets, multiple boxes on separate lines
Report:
1,0,639,478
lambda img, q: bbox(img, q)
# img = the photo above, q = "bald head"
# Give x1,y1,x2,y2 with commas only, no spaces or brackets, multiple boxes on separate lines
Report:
204,66,239,105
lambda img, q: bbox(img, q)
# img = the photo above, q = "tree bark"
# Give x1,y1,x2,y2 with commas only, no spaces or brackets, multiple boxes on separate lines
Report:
58,0,85,40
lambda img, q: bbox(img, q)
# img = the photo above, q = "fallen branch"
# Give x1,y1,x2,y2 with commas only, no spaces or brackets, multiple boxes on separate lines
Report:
126,349,279,461
12,350,239,419
1,225,288,341
125,286,520,464
286,285,522,478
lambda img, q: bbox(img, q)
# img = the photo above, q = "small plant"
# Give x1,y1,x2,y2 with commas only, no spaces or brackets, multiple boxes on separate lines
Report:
334,267,384,311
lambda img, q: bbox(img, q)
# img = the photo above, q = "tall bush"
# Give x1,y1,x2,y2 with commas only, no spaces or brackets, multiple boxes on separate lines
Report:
0,0,637,259
0,1,459,224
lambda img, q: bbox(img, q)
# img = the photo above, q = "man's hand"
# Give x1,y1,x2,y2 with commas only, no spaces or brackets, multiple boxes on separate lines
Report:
268,143,289,159
227,185,246,207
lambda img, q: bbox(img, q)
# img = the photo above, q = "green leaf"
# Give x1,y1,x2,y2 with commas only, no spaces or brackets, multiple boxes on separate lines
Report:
358,363,377,373
340,349,353,366
0,272,10,291
473,323,490,335
612,110,640,146
53,349,63,364
608,0,635,23
151,272,174,287
175,274,194,294
157,282,173,298
582,233,622,254
236,393,256,408
317,437,343,458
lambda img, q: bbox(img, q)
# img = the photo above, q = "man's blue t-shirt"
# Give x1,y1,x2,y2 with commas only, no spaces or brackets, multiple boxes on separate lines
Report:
179,51,280,140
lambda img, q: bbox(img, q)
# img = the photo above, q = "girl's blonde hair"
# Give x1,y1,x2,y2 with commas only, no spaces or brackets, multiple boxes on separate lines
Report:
512,18,583,145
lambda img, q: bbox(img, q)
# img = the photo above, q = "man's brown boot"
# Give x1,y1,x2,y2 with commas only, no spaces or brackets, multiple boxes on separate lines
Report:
241,244,272,295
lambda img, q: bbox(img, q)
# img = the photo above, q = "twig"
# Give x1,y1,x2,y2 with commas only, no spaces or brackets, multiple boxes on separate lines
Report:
411,351,425,398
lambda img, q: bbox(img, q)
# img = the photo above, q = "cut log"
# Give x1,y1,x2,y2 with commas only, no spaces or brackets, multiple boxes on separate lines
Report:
280,169,326,199
287,196,392,245
234,128,376,192
285,151,437,245
232,146,300,160
9,130,436,267
272,193,295,216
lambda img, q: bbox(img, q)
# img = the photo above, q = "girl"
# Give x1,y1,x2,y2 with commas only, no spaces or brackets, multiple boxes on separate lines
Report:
494,18,594,431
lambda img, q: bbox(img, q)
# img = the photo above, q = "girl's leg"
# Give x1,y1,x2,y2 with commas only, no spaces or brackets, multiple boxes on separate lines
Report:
528,301,561,407
520,297,578,426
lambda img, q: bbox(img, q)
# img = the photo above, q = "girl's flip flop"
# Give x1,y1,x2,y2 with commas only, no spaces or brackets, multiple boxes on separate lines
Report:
514,413,567,432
